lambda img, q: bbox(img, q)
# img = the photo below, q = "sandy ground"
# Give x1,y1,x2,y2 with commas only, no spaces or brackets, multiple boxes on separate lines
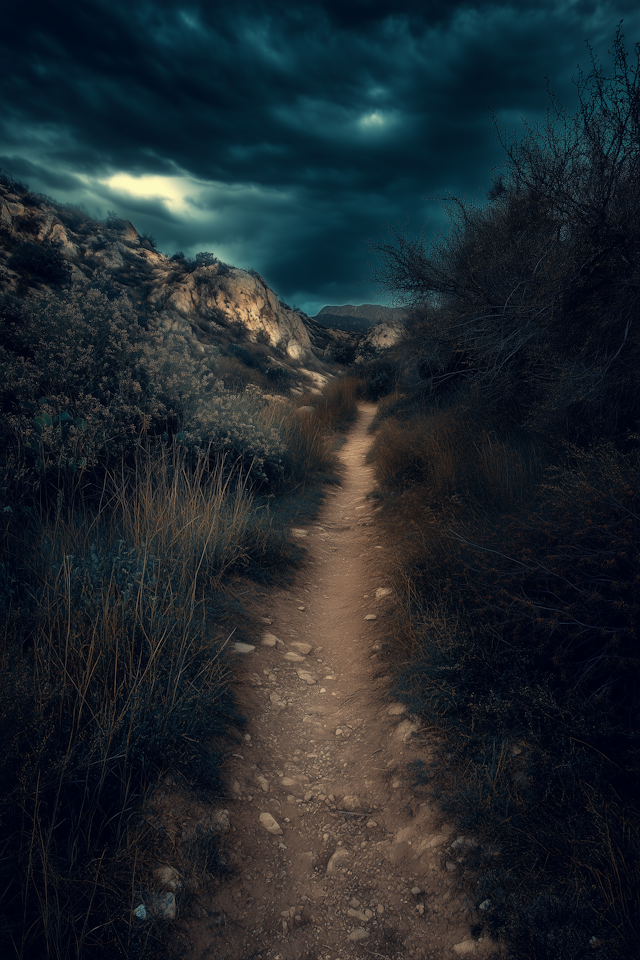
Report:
175,403,498,960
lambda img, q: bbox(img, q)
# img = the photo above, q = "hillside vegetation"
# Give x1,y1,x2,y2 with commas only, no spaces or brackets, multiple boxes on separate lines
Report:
0,217,359,957
363,30,640,960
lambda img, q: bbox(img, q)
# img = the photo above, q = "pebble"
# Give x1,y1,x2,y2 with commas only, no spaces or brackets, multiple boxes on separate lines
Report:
262,632,284,648
411,886,422,895
364,614,377,621
297,671,316,685
233,642,255,654
376,587,393,600
366,820,378,828
347,929,370,941
259,813,283,836
284,652,305,663
291,642,313,655
347,909,369,922
256,776,269,792
387,703,407,716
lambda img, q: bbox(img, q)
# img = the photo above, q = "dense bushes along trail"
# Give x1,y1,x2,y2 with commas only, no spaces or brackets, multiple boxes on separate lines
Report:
181,403,492,960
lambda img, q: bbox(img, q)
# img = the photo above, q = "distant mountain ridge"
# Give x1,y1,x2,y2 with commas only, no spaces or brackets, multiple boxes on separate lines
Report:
314,303,405,332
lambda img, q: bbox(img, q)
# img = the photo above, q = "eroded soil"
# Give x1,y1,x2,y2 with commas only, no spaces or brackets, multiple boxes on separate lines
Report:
176,404,498,959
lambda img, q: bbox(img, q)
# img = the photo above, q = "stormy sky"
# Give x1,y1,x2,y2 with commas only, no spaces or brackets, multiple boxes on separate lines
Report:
2,2,638,315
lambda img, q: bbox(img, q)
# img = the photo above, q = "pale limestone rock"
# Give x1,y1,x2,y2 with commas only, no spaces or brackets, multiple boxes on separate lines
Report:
263,632,284,649
291,642,312,655
388,703,407,716
233,642,255,654
259,812,283,835
284,651,305,663
376,587,393,600
452,940,480,956
347,928,370,941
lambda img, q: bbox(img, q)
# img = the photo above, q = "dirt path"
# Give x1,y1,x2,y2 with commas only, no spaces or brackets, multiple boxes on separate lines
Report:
184,404,494,960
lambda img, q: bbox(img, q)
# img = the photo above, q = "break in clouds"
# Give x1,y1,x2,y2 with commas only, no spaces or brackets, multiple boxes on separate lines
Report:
1,0,638,314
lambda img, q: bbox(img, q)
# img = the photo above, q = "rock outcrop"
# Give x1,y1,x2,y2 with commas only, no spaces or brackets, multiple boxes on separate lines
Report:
0,180,329,365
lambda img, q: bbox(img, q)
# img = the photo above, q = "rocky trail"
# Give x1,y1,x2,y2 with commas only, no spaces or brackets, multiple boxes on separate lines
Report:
176,404,497,960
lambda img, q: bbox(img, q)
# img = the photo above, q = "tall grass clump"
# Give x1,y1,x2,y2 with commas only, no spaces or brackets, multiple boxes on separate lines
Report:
0,445,256,959
366,31,640,960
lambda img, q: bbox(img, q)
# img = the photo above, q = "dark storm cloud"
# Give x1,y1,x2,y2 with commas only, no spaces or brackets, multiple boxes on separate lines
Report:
2,1,639,312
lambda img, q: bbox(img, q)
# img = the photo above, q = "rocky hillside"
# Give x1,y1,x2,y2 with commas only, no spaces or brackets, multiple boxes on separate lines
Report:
0,174,347,375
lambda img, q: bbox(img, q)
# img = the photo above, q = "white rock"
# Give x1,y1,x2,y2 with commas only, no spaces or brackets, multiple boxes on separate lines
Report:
284,651,305,663
256,775,269,792
233,642,255,654
291,527,308,537
364,613,377,621
376,587,393,600
387,703,407,716
347,928,370,941
259,812,283,835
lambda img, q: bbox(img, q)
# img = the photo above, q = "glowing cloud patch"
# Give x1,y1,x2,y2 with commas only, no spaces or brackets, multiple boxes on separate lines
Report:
102,173,195,215
359,112,386,128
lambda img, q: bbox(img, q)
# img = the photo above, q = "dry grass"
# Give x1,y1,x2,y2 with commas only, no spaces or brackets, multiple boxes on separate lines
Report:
368,397,640,960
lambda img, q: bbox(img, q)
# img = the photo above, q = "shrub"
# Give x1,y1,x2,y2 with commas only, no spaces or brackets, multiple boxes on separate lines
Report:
0,447,250,959
7,240,72,288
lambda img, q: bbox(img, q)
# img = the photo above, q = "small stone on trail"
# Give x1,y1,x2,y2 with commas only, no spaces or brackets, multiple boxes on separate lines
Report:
347,928,370,941
411,886,422,896
262,632,284,648
291,642,313,655
376,587,393,600
284,652,305,663
291,527,308,537
297,671,316,685
281,777,296,787
234,642,255,654
349,897,361,908
259,812,283,836
366,819,378,828
256,775,269,792
387,703,407,716
453,940,480,956
298,606,306,611
364,614,377,621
